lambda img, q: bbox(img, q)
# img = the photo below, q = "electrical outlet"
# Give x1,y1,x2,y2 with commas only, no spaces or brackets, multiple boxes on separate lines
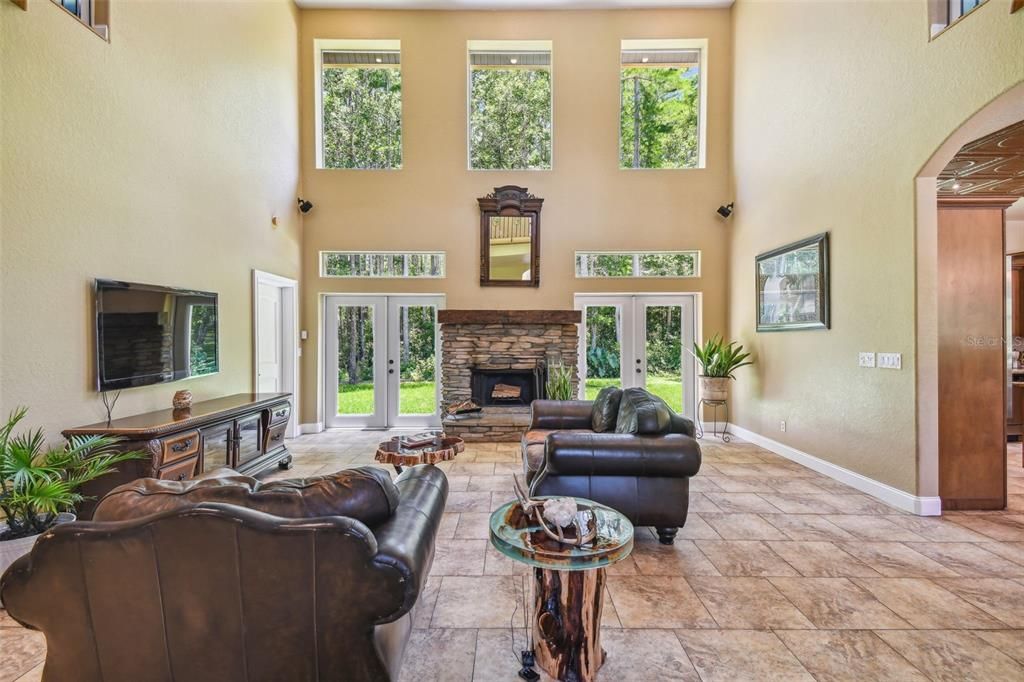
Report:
859,352,876,368
780,420,787,433
878,352,902,370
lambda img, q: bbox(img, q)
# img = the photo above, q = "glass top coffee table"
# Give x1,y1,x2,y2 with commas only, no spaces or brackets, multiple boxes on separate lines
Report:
490,496,633,682
374,434,464,474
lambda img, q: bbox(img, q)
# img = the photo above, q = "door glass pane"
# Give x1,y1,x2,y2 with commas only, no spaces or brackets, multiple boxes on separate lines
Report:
337,305,375,415
398,305,437,415
584,306,622,399
645,305,683,412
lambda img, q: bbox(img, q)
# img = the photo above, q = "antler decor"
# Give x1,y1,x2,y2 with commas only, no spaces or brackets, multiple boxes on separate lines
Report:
513,476,597,547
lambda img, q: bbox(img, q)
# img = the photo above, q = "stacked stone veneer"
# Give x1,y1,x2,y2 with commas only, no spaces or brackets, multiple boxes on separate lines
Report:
439,310,581,442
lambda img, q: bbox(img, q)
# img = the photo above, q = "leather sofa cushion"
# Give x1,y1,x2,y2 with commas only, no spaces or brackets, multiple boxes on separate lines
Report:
591,386,623,432
615,388,671,435
522,429,593,474
93,466,400,527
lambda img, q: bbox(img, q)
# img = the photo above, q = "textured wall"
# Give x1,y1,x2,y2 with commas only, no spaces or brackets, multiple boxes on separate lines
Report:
729,0,1024,494
0,0,302,436
297,8,733,424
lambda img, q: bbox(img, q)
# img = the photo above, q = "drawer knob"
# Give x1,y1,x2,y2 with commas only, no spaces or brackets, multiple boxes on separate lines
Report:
176,473,187,481
171,439,194,453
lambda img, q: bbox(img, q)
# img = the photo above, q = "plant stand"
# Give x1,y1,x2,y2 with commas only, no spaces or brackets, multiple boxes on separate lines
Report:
696,399,730,442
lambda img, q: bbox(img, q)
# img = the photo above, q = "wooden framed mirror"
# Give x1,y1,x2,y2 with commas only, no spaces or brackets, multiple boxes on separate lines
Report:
478,186,543,287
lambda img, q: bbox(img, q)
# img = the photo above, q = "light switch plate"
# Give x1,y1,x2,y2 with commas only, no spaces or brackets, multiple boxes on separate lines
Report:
859,352,876,368
878,352,902,369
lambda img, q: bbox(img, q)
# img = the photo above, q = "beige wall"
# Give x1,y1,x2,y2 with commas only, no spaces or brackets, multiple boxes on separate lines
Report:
298,8,733,425
729,0,1024,494
0,0,302,437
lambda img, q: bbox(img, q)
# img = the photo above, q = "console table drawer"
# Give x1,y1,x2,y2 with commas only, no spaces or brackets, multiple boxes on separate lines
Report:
160,430,201,464
268,403,291,426
158,456,198,481
265,421,288,451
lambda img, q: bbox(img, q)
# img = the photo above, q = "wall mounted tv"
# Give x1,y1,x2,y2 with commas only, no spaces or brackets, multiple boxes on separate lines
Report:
95,279,219,391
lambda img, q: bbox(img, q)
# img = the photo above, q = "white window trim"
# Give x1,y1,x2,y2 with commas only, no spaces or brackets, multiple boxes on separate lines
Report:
574,250,702,279
619,38,709,170
466,39,555,172
320,251,447,279
314,39,402,171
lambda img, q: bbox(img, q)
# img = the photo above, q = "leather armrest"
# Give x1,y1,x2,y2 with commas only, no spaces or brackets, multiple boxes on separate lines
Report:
369,465,449,623
530,400,595,430
668,413,696,438
544,432,701,478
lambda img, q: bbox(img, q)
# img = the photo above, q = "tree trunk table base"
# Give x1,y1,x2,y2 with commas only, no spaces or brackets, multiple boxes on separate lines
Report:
533,566,606,682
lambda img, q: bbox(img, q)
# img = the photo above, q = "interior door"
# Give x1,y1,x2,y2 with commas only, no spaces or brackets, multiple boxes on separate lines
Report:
256,283,283,393
575,294,697,421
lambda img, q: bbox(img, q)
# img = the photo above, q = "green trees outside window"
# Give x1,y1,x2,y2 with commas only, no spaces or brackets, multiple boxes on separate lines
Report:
469,67,552,170
322,63,402,169
620,63,700,169
575,251,699,278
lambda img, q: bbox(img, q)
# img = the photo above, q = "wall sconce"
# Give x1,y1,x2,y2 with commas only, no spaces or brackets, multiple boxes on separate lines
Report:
297,198,314,214
717,202,734,219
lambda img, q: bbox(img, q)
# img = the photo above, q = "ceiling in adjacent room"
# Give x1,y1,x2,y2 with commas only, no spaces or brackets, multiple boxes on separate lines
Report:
938,120,1024,199
296,0,733,8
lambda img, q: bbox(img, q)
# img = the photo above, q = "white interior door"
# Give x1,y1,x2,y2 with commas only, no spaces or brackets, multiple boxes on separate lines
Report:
575,294,697,421
324,295,443,429
256,283,283,393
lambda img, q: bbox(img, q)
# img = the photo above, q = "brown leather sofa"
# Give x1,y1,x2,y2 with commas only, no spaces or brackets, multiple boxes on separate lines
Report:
0,465,447,682
523,396,701,544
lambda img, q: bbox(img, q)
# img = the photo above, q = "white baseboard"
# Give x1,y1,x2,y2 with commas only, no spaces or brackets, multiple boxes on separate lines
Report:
299,422,324,435
706,422,941,517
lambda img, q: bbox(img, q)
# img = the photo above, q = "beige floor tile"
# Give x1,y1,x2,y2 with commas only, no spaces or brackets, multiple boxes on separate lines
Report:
910,542,1024,577
432,576,527,629
836,542,959,578
597,629,700,681
687,475,723,492
820,494,899,515
766,541,881,577
473,629,556,682
947,516,1024,542
413,577,440,629
853,578,1006,629
823,515,927,541
676,629,813,682
483,544,530,576
769,577,911,629
438,512,460,540
631,539,721,577
447,462,496,476
396,628,477,682
13,665,42,682
429,539,487,576
453,512,492,540
686,577,814,629
762,478,829,494
934,577,1024,627
605,576,716,629
676,513,723,540
775,630,929,681
694,540,799,577
881,515,992,542
979,540,1024,565
446,476,471,492
874,630,1024,682
466,475,513,492
602,586,622,628
445,491,494,513
687,492,724,512
704,492,782,513
760,514,857,542
0,629,45,682
973,630,1024,665
699,513,789,540
704,476,776,493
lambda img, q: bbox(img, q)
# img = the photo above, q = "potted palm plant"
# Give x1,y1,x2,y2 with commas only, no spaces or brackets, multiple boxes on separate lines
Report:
0,407,144,586
689,335,753,401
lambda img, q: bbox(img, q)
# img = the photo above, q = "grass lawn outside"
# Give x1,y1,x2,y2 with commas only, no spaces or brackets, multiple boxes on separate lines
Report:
584,375,684,412
338,381,436,415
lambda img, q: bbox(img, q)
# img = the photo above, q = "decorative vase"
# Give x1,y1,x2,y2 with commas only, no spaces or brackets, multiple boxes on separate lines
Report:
699,376,731,402
172,390,193,410
0,512,75,607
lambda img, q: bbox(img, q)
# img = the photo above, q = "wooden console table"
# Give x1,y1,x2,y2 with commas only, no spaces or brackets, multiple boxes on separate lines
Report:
64,392,293,518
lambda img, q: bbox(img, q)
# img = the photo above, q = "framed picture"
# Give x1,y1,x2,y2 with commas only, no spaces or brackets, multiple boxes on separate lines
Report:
756,232,830,332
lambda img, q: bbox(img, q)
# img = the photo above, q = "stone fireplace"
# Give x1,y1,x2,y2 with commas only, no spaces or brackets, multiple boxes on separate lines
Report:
439,310,581,441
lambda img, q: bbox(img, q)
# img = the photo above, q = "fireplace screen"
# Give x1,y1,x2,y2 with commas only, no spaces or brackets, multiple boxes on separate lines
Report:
471,366,545,406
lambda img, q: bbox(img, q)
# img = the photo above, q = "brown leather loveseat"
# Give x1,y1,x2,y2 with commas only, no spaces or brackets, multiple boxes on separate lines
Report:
523,388,701,544
0,464,448,682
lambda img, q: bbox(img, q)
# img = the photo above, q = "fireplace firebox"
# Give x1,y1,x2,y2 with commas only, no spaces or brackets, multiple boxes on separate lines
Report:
471,366,546,407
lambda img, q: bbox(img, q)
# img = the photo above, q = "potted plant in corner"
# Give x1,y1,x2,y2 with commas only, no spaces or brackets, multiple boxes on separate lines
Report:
0,407,145,587
545,362,576,401
689,334,753,402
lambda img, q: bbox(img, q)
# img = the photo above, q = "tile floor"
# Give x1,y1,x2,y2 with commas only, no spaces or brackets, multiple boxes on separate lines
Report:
4,432,1024,681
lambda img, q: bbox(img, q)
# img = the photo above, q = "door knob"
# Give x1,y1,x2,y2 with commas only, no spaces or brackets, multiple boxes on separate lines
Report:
636,368,642,374
389,369,394,374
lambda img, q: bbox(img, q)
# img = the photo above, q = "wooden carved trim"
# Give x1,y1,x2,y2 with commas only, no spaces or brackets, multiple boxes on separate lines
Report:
937,195,1020,209
438,310,581,325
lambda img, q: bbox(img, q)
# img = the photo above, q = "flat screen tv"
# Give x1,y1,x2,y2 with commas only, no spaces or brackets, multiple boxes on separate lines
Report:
95,279,219,391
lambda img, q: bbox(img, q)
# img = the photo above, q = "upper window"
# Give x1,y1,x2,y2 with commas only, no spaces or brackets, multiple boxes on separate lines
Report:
468,40,553,171
316,40,402,170
929,0,989,37
575,251,700,278
52,0,109,40
620,39,706,170
321,252,446,278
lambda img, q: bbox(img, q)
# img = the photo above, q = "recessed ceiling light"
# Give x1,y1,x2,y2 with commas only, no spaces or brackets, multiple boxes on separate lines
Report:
641,56,649,63
509,57,518,64
375,57,382,63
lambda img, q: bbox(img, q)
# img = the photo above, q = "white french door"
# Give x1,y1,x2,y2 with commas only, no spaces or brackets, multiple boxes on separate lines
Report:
574,294,698,421
324,295,443,429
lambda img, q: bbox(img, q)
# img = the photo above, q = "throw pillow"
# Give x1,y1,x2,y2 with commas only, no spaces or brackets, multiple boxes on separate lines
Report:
615,387,672,435
591,386,623,432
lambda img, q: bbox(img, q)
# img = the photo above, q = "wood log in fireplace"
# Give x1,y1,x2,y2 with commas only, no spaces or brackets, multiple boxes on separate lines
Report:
491,383,522,401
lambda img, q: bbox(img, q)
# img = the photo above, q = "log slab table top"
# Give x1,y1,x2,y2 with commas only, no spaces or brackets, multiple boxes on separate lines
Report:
374,435,464,473
489,497,634,682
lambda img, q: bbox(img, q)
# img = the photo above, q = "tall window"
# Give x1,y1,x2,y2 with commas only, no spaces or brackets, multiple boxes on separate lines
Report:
316,40,402,169
620,40,706,170
468,40,552,170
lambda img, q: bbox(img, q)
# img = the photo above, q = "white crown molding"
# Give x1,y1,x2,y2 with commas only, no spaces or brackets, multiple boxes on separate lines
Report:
707,423,942,516
296,0,733,10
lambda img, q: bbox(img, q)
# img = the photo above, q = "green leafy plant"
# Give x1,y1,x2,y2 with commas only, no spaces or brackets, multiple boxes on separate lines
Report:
688,335,753,379
546,362,575,401
0,407,145,541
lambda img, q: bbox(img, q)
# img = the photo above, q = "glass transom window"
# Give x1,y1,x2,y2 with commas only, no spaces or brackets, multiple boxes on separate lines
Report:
321,252,445,278
575,251,700,278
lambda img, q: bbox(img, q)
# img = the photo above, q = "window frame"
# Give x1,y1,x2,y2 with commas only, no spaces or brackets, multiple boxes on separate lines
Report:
314,39,403,171
51,0,109,41
618,39,708,171
320,251,447,279
466,39,555,172
575,250,702,279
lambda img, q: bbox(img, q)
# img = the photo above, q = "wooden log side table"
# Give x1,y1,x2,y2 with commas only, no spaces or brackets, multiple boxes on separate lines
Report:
489,497,634,682
374,434,464,473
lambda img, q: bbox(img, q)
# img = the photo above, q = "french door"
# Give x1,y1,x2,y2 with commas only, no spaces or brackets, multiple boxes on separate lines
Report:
324,295,443,429
574,294,698,421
